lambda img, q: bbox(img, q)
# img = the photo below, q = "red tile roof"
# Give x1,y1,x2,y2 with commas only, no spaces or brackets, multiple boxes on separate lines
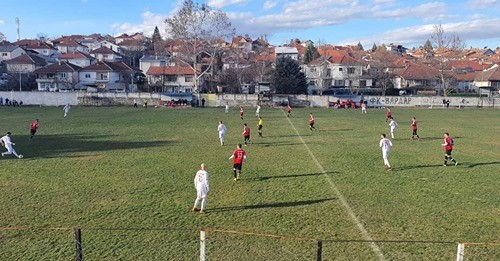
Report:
117,39,144,47
146,66,197,76
4,53,47,65
15,40,57,50
393,63,438,80
80,61,133,72
34,61,81,73
90,46,118,55
444,60,489,71
475,65,500,81
59,51,94,60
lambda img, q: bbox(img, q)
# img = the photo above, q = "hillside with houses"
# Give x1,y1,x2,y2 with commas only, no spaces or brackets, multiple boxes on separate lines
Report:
1,32,499,96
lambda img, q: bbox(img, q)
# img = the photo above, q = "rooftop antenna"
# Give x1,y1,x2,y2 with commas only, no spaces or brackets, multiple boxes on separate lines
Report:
16,17,20,41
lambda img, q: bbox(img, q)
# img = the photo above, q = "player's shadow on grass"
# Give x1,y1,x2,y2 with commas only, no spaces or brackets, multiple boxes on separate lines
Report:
252,171,338,181
396,164,445,171
258,142,305,147
16,134,172,158
210,198,336,212
466,161,500,168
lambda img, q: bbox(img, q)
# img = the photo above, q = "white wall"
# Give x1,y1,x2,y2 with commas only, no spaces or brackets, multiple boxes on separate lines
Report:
0,91,78,106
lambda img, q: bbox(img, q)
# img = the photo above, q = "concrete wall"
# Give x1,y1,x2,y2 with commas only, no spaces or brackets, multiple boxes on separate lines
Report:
1,91,498,108
0,91,78,106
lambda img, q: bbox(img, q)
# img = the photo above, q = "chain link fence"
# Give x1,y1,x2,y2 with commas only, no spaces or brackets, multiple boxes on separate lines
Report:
1,227,498,260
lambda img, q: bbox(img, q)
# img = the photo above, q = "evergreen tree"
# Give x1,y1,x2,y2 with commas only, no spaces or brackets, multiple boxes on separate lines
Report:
303,44,319,64
371,43,377,52
272,56,308,94
357,41,364,51
424,39,433,52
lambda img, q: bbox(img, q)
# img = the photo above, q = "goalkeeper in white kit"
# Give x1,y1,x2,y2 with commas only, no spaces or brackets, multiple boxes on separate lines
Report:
192,163,210,214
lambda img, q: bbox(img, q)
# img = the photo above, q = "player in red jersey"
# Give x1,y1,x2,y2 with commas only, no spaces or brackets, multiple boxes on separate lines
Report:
239,106,244,120
29,119,39,140
242,123,252,145
410,117,420,140
229,144,247,181
309,113,316,131
386,107,392,122
286,105,292,117
441,133,458,166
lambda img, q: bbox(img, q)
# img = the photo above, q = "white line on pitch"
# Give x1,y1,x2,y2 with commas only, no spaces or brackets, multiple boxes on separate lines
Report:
281,109,385,260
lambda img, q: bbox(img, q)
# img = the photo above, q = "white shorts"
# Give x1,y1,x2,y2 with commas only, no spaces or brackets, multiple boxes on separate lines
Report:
219,132,225,139
382,150,390,159
390,127,396,132
196,187,208,198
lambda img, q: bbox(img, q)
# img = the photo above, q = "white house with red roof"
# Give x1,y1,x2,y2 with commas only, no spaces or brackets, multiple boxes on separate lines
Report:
90,46,122,62
78,61,134,92
33,61,81,91
59,51,95,67
14,39,58,57
146,64,196,93
4,53,47,73
54,39,89,54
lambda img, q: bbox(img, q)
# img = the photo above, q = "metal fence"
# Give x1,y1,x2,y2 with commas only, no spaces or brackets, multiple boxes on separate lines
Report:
1,227,498,260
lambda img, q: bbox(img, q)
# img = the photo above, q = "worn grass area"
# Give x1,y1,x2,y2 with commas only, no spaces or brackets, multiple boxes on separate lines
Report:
0,106,499,260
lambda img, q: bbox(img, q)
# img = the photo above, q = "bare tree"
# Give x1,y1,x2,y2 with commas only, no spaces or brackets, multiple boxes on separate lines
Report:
0,32,6,42
429,24,466,96
165,0,235,93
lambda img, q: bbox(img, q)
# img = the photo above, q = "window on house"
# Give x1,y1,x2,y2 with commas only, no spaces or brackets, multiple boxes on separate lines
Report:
326,68,331,77
347,68,355,74
60,73,67,78
103,54,109,58
309,81,316,86
339,68,343,71
99,73,108,80
165,76,177,82
360,80,367,87
2,53,7,56
85,74,91,78
48,74,54,78
185,76,193,82
310,68,316,73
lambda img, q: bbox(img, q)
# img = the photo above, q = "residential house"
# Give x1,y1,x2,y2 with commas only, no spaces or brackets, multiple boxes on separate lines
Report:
54,39,89,54
443,60,489,92
33,61,81,91
391,62,439,94
93,40,121,53
15,39,58,57
4,53,47,73
139,54,170,75
115,33,144,44
146,65,196,93
79,61,135,92
90,46,122,62
0,45,26,62
231,36,253,53
386,44,408,56
474,64,500,94
304,53,372,94
275,46,299,61
59,51,95,67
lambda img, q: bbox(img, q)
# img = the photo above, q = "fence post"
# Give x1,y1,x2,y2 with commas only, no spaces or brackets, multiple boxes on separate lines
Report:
200,230,206,261
456,243,464,261
74,228,83,261
316,240,322,261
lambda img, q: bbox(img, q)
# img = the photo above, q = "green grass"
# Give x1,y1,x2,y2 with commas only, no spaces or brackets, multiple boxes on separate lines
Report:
0,106,499,260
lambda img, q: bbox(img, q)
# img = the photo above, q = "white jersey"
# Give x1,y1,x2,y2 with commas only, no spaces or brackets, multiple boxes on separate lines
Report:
256,105,261,113
1,135,12,148
218,124,227,134
379,138,392,152
389,120,398,129
194,170,209,198
64,104,71,112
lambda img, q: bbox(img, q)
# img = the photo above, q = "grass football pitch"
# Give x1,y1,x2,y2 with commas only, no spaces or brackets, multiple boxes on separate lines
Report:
0,106,499,260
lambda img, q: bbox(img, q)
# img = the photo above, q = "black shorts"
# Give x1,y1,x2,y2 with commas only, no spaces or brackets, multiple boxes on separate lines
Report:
445,149,452,155
244,135,250,141
412,129,418,135
309,122,314,127
258,125,263,130
30,129,37,135
233,164,242,170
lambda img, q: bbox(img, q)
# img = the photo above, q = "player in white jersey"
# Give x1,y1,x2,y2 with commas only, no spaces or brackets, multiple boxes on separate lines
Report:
379,133,393,171
217,121,227,146
361,102,367,114
225,102,230,114
388,117,398,140
1,132,22,159
63,103,71,117
193,163,210,214
255,105,261,117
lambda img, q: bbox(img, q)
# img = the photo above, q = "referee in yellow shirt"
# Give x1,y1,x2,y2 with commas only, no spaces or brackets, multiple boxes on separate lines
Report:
258,116,263,138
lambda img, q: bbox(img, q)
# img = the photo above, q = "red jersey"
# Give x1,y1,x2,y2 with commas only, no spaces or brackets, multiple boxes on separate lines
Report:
309,115,314,124
232,148,246,164
240,108,244,116
30,121,39,130
444,137,454,150
243,126,250,136
386,108,392,117
411,119,417,130
287,106,291,113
